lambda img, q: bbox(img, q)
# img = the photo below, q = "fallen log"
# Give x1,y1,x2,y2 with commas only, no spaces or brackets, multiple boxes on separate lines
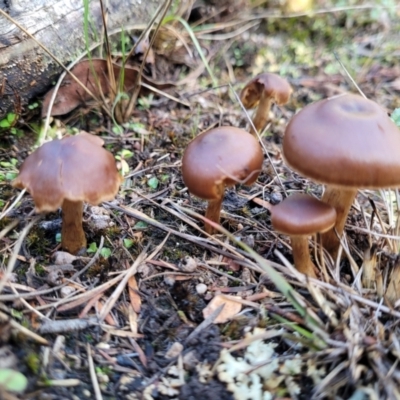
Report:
0,0,161,119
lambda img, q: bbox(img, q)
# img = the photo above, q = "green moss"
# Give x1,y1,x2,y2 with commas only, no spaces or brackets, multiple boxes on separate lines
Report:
25,351,40,374
26,226,51,255
34,264,46,277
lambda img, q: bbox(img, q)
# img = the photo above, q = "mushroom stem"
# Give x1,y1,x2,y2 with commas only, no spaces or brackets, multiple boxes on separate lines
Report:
290,235,317,277
320,186,357,258
205,197,223,234
251,93,272,135
61,199,87,254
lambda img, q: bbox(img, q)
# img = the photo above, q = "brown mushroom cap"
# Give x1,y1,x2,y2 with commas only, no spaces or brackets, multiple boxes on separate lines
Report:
181,126,264,200
240,72,293,109
283,93,400,188
271,194,337,236
13,132,122,212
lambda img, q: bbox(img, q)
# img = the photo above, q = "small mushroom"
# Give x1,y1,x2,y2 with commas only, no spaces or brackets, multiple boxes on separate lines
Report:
283,93,400,258
240,72,292,136
271,193,337,277
13,132,122,254
181,126,263,234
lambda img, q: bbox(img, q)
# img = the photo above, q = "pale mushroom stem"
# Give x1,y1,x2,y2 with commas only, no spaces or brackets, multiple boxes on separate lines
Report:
205,197,223,234
290,235,317,277
251,94,272,136
320,186,358,259
61,199,87,255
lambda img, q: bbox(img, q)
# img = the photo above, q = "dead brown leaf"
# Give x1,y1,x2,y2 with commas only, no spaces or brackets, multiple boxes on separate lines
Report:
42,59,175,117
127,274,141,314
202,294,242,324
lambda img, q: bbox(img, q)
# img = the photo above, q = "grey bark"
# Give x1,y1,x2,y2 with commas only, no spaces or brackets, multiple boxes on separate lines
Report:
0,0,161,119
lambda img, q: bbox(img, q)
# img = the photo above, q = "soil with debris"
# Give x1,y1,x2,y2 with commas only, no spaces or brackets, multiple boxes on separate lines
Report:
1,1,400,399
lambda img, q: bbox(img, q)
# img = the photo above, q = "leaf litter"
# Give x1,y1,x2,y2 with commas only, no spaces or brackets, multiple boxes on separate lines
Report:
2,1,400,399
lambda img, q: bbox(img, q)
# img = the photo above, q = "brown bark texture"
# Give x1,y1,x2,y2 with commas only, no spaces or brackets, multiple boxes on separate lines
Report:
0,0,161,119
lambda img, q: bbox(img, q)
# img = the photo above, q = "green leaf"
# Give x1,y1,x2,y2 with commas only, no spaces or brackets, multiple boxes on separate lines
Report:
147,176,159,189
0,119,11,128
11,309,23,319
5,172,17,180
100,247,112,258
391,108,400,127
112,125,124,135
55,233,62,243
0,369,28,393
133,221,148,230
160,174,170,182
28,102,39,110
7,113,16,123
123,238,134,249
119,149,134,159
87,242,98,253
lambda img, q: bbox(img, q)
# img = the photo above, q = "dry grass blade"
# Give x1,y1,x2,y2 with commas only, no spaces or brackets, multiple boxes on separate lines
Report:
124,0,173,120
56,274,123,313
87,344,103,400
0,219,19,241
0,311,49,346
0,216,41,295
0,189,26,221
127,274,141,314
386,257,400,306
98,235,169,322
361,244,378,289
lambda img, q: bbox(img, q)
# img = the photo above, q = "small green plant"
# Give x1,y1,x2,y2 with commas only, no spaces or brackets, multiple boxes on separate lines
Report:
25,352,40,374
27,102,39,110
10,309,23,319
115,149,134,176
0,158,18,181
137,94,154,111
87,242,112,258
95,365,112,375
0,113,23,136
0,112,17,129
147,176,159,189
124,121,147,135
0,369,28,393
133,221,148,230
123,238,134,249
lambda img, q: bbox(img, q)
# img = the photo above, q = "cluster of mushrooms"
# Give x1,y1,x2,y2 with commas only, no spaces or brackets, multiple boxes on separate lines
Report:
12,72,400,282
182,73,400,279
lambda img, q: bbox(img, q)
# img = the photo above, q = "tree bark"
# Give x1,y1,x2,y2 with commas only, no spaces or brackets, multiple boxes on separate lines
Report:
0,0,161,119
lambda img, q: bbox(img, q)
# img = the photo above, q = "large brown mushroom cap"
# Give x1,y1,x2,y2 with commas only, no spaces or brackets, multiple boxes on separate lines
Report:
13,132,122,212
181,126,263,200
271,194,337,236
240,72,293,109
283,93,400,188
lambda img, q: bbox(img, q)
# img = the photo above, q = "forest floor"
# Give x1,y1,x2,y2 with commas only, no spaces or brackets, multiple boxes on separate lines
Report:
1,1,400,399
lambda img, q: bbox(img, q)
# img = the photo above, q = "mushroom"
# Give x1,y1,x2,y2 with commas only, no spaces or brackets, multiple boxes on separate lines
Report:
181,126,263,234
13,132,122,254
270,193,337,277
240,72,292,136
282,93,400,258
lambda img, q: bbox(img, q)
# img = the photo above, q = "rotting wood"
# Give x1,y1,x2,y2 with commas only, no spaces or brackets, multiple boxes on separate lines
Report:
0,0,162,119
